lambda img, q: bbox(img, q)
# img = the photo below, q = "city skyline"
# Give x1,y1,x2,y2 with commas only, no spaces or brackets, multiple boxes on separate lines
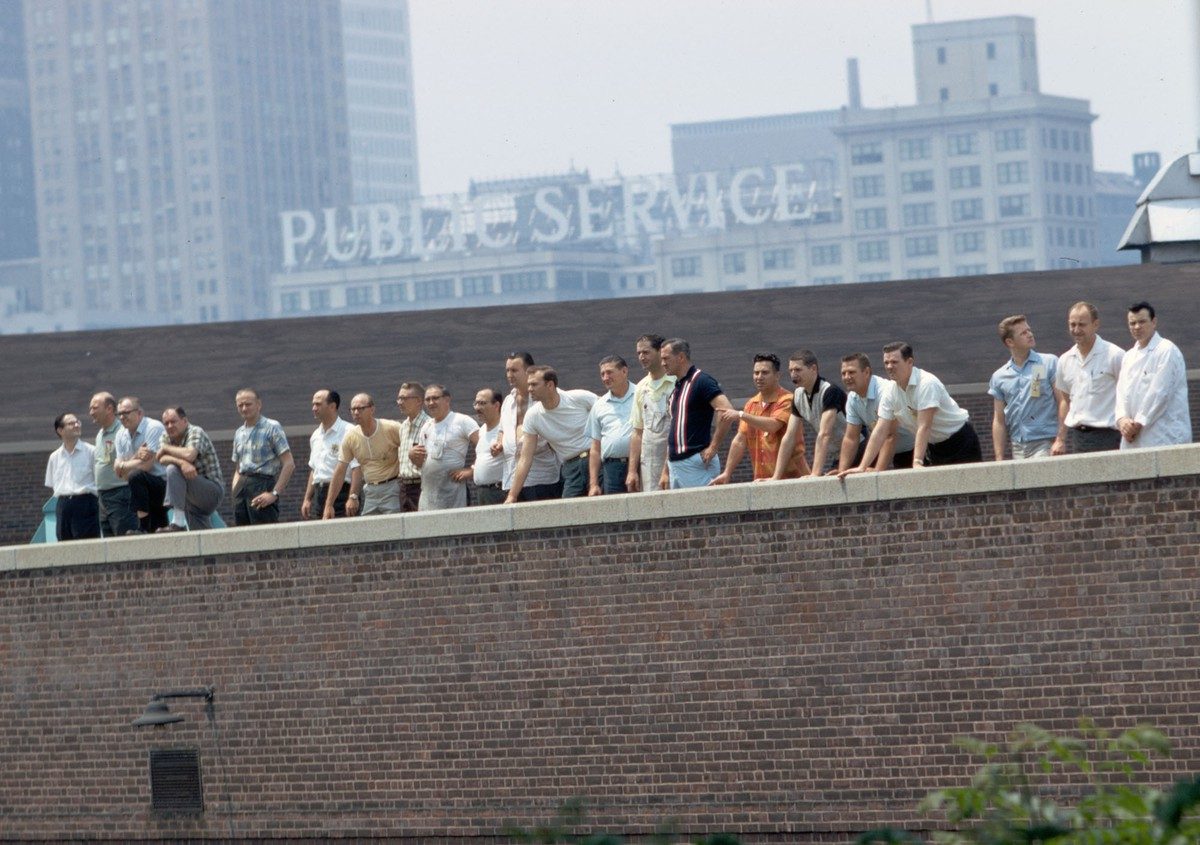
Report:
410,0,1196,195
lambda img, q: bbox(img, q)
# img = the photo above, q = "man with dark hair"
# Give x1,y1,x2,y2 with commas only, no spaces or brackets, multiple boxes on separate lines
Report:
465,388,506,506
302,389,361,519
230,388,294,526
411,385,479,510
661,338,735,488
395,381,428,512
989,315,1061,461
852,342,982,469
114,395,169,534
774,350,851,478
1055,301,1124,453
1115,301,1191,448
587,355,635,495
506,366,598,501
836,353,915,474
499,351,560,501
627,333,675,492
324,393,402,517
712,352,808,484
45,412,100,541
89,391,138,536
156,406,224,531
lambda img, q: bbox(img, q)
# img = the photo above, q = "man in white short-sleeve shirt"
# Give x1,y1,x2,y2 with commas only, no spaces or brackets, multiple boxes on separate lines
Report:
1054,301,1125,454
466,388,506,506
506,365,597,501
302,389,361,519
410,384,480,511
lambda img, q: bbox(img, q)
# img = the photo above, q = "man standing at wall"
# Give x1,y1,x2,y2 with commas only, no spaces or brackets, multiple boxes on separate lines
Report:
156,406,224,531
1054,301,1125,454
626,334,675,492
711,352,808,484
661,338,734,489
1116,301,1192,449
774,350,851,478
410,385,479,511
465,388,506,506
395,382,428,512
506,366,598,501
230,388,294,526
836,353,915,474
302,389,361,519
323,393,403,518
114,395,169,534
88,391,138,536
44,412,100,541
989,315,1062,460
853,342,982,469
587,355,635,495
500,352,561,501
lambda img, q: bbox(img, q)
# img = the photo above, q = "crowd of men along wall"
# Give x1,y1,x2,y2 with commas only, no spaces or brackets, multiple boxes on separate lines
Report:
2,454,1199,842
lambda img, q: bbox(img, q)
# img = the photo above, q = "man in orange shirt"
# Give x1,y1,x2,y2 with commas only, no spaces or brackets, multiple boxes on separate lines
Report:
710,352,810,484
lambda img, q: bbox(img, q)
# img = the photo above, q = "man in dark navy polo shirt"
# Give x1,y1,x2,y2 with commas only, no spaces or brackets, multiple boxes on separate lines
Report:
660,338,735,488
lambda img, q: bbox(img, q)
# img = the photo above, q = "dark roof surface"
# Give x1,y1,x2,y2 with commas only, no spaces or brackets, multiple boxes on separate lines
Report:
5,263,1197,444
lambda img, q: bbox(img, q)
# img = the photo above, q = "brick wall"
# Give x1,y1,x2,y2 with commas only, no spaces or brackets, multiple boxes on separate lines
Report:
2,461,1199,841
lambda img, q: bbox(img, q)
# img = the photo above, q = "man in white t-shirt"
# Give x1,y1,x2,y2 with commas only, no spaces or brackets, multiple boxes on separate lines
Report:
410,385,480,511
465,388,506,506
500,351,561,501
506,366,598,501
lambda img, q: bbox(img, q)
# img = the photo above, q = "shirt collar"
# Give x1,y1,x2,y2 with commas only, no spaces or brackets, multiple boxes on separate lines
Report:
805,375,826,400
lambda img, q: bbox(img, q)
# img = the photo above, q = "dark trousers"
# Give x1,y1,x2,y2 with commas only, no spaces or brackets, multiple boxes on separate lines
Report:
853,439,913,470
601,458,628,494
127,469,169,531
472,483,506,506
1069,425,1122,453
98,486,139,537
519,479,564,501
312,481,351,518
560,454,589,498
233,473,278,526
399,478,421,513
928,422,983,466
56,493,100,541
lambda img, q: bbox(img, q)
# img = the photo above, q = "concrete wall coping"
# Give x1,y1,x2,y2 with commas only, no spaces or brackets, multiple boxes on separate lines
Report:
4,442,1198,573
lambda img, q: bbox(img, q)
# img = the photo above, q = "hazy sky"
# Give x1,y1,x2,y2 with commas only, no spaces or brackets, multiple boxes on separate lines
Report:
409,0,1197,196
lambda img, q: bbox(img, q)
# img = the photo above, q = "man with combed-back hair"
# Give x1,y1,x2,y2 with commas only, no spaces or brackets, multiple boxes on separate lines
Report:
1054,301,1124,454
1115,301,1191,449
989,315,1061,461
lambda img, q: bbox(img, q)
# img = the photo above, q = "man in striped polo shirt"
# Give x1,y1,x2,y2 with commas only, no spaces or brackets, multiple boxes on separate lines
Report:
660,338,735,489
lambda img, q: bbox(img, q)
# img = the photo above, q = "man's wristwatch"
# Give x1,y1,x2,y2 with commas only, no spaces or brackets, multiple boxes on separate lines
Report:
348,493,360,501
271,489,280,498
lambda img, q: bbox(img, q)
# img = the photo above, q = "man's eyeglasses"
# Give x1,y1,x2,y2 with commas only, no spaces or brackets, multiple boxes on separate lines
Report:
349,405,372,412
424,395,446,403
117,410,138,417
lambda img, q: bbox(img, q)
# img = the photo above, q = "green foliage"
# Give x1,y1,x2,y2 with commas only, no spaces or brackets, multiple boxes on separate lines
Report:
857,721,1200,845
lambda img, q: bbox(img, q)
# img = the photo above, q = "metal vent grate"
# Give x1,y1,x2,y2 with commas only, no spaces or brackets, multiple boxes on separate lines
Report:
148,748,204,813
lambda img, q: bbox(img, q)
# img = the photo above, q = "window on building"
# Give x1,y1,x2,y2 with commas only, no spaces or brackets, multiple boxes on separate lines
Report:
905,235,939,257
949,165,982,189
762,248,795,270
901,170,934,193
854,207,887,230
939,87,949,102
856,240,889,262
947,132,979,156
763,280,798,289
670,256,701,277
345,285,372,307
956,263,989,276
988,83,999,96
461,274,493,296
951,198,984,222
500,270,548,292
995,128,1027,152
307,288,330,310
556,270,584,290
811,244,842,266
859,272,891,282
987,42,996,59
998,195,1031,218
953,231,986,254
937,46,946,64
811,275,842,285
996,161,1029,185
415,278,454,300
850,141,883,165
722,252,746,274
380,283,406,304
901,203,935,226
907,267,940,279
899,138,932,161
1002,259,1036,272
280,292,300,313
851,175,885,198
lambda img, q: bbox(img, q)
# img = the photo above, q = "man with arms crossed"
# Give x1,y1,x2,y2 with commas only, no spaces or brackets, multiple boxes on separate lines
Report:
587,355,635,495
989,315,1062,460
626,334,675,492
661,338,735,488
114,395,169,534
156,406,224,531
711,352,809,484
773,350,851,478
302,389,361,519
836,353,916,474
1115,301,1191,449
1054,301,1124,453
324,393,402,518
506,366,598,502
45,412,100,541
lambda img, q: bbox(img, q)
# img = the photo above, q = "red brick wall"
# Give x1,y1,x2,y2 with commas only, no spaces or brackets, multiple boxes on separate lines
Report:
2,473,1198,841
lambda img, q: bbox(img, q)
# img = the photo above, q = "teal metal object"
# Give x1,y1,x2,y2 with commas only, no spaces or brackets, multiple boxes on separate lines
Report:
30,497,226,543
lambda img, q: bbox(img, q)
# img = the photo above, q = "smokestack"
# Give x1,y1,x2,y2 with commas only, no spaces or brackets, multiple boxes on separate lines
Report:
847,57,862,110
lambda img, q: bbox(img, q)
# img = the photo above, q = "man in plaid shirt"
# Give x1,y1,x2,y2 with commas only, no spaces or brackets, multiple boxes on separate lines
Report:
156,407,225,531
230,388,295,526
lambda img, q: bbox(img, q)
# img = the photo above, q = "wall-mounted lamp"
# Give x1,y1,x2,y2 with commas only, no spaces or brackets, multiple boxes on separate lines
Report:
132,686,215,727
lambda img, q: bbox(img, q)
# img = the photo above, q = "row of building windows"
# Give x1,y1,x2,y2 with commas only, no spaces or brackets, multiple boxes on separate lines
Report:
853,161,1030,199
851,127,1029,165
281,269,572,312
853,195,1031,230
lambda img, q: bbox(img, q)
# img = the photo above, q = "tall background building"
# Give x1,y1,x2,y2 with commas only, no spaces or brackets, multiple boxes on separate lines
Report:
341,0,420,204
21,0,352,330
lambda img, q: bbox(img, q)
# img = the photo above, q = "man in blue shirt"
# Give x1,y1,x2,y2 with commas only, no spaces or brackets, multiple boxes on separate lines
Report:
231,388,295,525
989,315,1063,460
586,355,635,495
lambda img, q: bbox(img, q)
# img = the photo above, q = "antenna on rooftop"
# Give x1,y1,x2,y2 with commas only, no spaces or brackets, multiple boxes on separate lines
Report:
926,0,934,23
